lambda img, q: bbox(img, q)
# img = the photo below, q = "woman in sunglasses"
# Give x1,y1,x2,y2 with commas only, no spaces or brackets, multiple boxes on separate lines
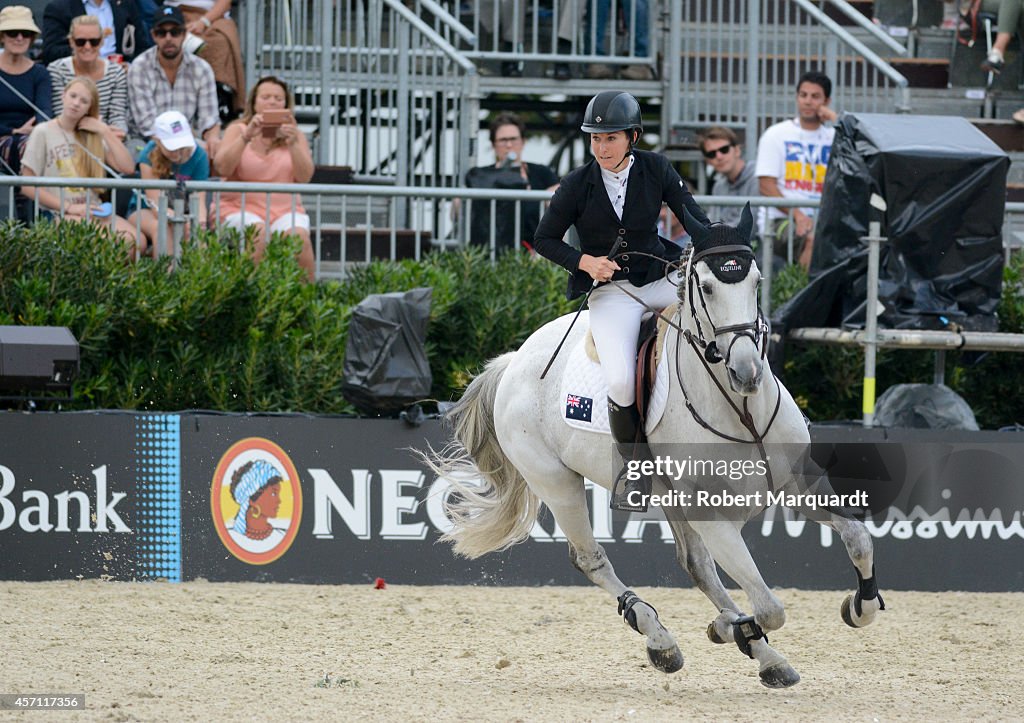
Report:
47,15,128,140
0,6,52,175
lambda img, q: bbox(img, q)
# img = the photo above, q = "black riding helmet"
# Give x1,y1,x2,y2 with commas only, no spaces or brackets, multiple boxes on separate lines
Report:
580,91,643,139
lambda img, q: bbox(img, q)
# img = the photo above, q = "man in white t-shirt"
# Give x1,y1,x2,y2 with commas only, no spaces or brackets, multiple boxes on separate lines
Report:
755,70,837,269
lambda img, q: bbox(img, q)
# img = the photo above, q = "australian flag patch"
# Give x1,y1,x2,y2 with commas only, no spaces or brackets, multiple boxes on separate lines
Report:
565,393,593,423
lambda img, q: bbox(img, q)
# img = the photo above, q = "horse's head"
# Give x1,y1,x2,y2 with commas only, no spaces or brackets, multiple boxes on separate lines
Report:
680,203,768,396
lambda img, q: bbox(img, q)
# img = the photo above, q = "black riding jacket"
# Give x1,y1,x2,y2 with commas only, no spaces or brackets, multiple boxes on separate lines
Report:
533,150,709,299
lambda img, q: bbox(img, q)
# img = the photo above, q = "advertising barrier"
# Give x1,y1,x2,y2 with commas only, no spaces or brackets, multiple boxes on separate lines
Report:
1,412,1022,591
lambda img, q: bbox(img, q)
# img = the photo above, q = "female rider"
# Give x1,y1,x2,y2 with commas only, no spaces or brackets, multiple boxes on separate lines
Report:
533,90,710,512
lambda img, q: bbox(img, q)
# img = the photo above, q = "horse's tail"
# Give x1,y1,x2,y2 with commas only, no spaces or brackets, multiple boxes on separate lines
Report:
420,352,540,559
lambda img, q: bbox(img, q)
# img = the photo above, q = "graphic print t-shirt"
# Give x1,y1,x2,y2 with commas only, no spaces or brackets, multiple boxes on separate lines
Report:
755,118,835,221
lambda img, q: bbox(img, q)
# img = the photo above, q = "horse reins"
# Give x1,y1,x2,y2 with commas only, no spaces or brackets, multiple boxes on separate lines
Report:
606,248,784,478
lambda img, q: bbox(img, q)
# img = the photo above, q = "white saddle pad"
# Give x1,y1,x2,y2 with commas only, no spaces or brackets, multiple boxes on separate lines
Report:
558,333,670,437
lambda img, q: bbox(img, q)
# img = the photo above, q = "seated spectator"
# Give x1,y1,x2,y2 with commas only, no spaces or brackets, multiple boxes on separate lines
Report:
41,0,152,64
698,126,759,227
21,77,139,246
0,6,52,175
162,0,245,118
463,112,559,253
48,14,128,139
756,70,836,269
127,6,220,159
214,76,315,280
126,110,209,258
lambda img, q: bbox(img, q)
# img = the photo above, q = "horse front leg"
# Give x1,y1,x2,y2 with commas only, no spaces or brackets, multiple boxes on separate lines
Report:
824,514,886,628
687,518,800,688
540,472,684,674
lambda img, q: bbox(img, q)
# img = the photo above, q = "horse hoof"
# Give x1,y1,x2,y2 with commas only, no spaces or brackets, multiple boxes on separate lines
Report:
841,594,857,627
841,593,878,628
706,621,728,644
647,644,684,674
759,662,800,688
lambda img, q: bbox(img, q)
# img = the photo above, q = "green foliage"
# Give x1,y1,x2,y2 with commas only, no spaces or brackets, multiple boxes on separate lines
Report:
768,263,808,311
954,251,1024,428
3,220,1021,426
0,223,573,413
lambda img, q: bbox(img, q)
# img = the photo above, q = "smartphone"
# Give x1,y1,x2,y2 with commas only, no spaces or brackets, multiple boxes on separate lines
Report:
90,202,113,218
261,109,294,138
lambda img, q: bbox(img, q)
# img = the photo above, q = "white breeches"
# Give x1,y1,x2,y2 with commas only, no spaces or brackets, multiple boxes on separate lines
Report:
587,274,680,406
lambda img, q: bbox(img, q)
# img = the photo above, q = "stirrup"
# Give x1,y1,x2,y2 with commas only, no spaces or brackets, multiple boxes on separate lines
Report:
610,466,650,513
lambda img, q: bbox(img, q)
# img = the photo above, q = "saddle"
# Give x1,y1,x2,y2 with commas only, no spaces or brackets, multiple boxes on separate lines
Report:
634,315,661,426
582,304,677,429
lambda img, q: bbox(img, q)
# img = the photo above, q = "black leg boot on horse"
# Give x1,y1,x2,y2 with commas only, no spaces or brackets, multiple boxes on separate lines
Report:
608,398,652,513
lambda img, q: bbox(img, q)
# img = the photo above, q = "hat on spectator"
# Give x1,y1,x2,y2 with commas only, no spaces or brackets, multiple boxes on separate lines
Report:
0,6,42,35
152,5,185,28
151,111,196,151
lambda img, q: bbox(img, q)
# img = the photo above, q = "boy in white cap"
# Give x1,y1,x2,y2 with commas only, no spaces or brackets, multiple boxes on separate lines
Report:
127,109,209,257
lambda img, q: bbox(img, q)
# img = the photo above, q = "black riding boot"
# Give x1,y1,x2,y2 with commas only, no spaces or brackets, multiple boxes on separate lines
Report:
608,398,651,513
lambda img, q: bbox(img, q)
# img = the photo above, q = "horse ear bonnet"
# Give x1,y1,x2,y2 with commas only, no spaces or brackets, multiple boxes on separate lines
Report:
684,203,755,284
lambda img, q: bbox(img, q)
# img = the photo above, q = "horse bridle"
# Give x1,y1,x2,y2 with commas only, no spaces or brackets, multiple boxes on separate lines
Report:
608,249,782,452
686,244,770,367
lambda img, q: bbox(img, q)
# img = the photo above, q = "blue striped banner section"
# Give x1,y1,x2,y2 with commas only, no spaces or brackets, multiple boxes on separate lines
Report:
134,415,181,581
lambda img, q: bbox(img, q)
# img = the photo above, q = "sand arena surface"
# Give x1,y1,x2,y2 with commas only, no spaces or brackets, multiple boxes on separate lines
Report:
1,581,1020,721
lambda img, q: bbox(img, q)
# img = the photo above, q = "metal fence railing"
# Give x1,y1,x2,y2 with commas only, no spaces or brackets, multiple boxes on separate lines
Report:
241,0,479,187
666,0,911,151
4,176,1022,319
239,0,915,183
412,0,655,70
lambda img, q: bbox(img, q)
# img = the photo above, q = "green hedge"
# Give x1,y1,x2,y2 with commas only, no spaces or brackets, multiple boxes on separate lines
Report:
1,220,1021,428
0,220,573,413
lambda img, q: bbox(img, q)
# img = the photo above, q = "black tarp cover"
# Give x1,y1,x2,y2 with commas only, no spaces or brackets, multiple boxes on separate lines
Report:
780,113,1008,337
342,287,432,415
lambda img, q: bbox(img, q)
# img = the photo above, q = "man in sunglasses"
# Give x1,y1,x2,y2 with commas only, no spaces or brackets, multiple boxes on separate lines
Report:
698,126,758,229
42,0,152,64
127,5,220,160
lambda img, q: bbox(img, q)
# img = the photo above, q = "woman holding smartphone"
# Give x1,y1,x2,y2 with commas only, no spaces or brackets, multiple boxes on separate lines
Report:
215,75,314,280
21,77,138,246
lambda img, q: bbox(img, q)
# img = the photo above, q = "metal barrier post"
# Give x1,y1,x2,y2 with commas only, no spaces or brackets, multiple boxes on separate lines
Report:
171,196,186,260
156,193,169,258
862,194,888,428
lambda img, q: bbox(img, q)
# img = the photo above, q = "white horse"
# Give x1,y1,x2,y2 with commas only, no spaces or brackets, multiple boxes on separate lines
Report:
423,206,884,687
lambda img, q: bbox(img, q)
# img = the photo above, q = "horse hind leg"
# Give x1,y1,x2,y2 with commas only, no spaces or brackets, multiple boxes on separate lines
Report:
667,514,800,688
546,478,683,674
